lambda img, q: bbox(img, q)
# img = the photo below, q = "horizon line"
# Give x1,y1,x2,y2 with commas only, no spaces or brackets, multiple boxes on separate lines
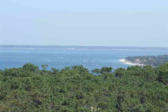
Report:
0,45,168,49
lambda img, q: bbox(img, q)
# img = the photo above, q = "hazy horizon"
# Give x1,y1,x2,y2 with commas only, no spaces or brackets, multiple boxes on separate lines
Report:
1,45,168,49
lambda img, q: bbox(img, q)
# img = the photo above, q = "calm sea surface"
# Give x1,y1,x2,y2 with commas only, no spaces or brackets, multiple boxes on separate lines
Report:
0,46,168,70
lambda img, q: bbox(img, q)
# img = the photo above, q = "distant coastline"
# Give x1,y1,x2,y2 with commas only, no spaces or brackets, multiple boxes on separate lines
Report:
120,55,168,67
120,58,144,66
0,45,168,50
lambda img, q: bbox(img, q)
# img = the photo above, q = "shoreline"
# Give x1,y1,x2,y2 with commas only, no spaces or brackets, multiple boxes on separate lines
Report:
120,58,144,66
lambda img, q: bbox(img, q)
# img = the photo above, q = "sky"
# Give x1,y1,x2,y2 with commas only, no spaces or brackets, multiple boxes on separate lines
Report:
0,0,168,47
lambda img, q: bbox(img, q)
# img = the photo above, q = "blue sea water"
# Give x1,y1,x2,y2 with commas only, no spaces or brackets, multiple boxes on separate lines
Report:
0,46,168,70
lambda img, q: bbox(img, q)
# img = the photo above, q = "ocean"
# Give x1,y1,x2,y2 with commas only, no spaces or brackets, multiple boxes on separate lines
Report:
0,46,168,70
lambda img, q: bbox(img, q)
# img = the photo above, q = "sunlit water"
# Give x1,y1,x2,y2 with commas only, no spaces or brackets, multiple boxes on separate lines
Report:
0,46,168,70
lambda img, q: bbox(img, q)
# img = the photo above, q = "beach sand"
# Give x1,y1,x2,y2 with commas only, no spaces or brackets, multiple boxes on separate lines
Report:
120,58,144,66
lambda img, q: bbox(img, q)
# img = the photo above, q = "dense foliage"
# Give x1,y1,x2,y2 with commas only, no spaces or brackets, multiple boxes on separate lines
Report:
126,55,168,66
0,63,168,112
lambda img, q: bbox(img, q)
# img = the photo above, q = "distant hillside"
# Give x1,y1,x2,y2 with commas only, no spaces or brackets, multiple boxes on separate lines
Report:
125,55,168,66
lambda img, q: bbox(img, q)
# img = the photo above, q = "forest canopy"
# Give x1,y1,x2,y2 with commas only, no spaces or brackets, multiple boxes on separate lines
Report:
0,63,168,112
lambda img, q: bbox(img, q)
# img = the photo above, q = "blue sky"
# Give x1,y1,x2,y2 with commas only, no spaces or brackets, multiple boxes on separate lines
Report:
0,0,168,47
